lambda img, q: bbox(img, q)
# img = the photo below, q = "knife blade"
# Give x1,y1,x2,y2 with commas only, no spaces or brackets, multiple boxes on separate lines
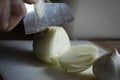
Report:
23,0,73,35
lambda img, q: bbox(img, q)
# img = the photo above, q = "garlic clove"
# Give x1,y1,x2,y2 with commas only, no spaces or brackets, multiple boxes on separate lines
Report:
34,0,45,18
93,49,120,80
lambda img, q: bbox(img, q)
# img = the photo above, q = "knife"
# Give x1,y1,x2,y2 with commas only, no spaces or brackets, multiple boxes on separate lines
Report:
23,0,73,35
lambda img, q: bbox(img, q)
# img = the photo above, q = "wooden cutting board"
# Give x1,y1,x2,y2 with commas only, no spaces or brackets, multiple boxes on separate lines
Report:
0,41,107,80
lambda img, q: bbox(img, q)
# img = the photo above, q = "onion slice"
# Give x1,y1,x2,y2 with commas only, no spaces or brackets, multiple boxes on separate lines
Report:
59,44,99,73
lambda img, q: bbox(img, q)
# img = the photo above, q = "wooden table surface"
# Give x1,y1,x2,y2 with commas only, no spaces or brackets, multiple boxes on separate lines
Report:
91,40,120,52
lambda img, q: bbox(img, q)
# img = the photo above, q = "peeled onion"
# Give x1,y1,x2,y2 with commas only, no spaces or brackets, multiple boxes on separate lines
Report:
33,27,71,64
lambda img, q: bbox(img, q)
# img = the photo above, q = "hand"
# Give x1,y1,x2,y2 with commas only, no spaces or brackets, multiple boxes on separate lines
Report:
0,0,50,32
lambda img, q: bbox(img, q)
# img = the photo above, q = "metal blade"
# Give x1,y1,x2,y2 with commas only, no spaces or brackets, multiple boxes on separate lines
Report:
24,3,73,35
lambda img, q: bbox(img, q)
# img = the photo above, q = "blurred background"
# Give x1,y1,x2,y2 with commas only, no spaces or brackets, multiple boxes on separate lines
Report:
0,0,120,40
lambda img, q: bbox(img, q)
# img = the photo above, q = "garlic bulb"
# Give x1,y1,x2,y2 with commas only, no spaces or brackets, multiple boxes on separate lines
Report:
93,49,120,80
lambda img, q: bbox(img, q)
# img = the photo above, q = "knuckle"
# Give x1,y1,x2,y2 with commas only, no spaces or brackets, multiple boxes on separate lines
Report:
19,4,27,16
11,1,27,17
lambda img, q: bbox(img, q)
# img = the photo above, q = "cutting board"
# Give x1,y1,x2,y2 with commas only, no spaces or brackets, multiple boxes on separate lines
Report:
0,41,107,80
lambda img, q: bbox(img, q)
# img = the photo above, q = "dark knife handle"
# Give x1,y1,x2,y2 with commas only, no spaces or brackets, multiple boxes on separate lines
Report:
0,19,34,40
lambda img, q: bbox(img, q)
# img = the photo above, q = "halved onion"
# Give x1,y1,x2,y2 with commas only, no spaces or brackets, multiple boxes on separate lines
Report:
59,44,99,73
33,27,71,64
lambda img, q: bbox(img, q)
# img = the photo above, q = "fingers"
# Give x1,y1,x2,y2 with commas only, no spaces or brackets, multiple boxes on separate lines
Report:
0,0,51,32
0,0,10,31
4,0,27,32
24,0,37,4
